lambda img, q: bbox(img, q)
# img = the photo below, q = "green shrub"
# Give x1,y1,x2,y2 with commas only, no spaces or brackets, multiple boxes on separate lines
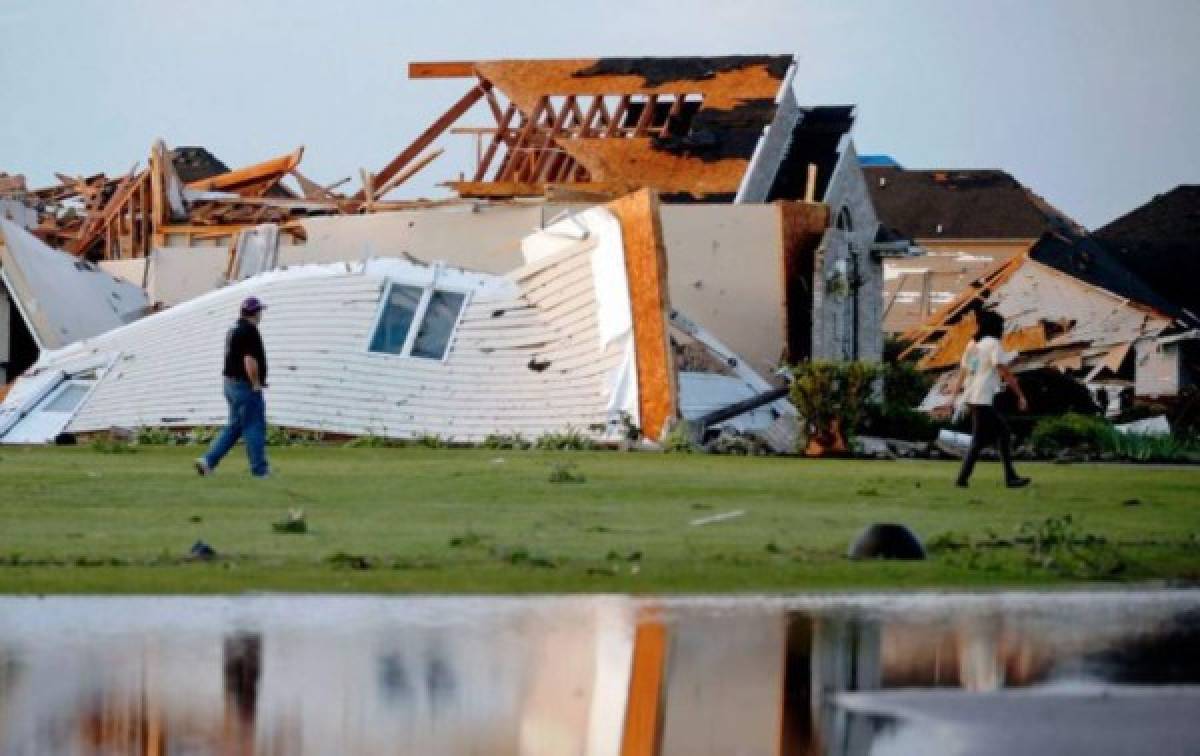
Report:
1105,431,1200,464
188,426,217,445
416,433,446,449
535,428,595,451
344,434,404,448
482,433,532,450
136,427,177,446
661,422,696,453
1030,413,1111,454
90,436,137,454
788,361,881,452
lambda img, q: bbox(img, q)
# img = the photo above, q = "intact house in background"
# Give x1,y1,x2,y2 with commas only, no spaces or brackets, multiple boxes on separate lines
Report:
862,162,1083,336
1095,184,1200,321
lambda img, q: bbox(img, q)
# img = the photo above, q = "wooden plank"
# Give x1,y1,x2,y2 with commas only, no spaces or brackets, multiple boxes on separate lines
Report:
497,96,548,182
408,61,476,79
632,94,658,137
603,95,631,138
356,83,489,199
530,95,575,182
608,188,676,441
374,148,444,199
474,104,517,182
186,147,304,197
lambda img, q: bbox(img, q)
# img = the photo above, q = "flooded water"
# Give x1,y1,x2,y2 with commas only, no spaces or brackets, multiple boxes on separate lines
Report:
0,592,1197,755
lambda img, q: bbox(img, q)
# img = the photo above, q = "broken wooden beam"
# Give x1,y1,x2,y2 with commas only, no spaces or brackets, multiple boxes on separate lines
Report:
353,83,489,200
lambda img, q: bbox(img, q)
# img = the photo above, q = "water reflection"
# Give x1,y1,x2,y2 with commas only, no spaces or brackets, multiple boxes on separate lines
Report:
0,592,1197,755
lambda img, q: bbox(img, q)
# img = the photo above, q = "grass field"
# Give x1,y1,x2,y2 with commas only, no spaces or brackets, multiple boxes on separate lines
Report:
0,445,1196,593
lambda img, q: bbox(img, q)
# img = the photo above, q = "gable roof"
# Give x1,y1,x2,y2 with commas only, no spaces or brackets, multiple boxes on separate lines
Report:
1095,185,1200,316
766,106,855,202
862,167,1083,240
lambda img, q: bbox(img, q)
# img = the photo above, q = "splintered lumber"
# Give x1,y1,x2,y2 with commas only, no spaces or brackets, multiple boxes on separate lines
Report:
374,148,444,199
355,83,490,200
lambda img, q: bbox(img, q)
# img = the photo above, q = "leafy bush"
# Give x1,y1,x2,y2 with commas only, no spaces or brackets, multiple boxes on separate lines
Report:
188,426,217,445
90,436,137,454
661,422,696,453
344,434,404,448
861,403,944,442
416,433,446,449
482,433,532,450
137,427,177,446
1030,413,1111,454
788,361,881,454
535,428,595,451
1105,431,1200,464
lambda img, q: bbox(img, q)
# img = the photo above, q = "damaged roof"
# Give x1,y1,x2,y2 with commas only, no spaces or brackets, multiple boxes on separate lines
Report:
900,231,1184,375
766,106,856,203
1095,185,1200,317
401,56,797,200
863,167,1084,240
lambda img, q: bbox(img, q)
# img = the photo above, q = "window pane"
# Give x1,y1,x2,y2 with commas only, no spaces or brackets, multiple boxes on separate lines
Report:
369,284,423,355
43,383,90,413
411,290,466,359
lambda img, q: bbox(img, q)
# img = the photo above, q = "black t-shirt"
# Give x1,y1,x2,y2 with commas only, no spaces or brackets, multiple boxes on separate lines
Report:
223,318,268,384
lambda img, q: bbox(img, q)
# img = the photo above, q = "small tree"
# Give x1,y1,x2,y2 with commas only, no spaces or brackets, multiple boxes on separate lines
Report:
789,361,881,456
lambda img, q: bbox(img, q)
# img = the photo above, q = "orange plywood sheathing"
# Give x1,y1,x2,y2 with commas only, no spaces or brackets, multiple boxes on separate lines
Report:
606,188,677,441
619,612,668,756
899,253,1031,364
186,148,303,198
778,201,829,362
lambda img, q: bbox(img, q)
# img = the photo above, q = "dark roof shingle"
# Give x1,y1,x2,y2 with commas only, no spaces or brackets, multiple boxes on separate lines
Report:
1095,186,1200,316
862,167,1082,240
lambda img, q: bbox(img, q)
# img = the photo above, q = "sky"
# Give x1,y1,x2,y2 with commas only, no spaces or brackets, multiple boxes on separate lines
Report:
0,0,1197,229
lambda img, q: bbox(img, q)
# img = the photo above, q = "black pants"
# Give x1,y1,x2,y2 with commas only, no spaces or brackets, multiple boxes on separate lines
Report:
956,404,1019,484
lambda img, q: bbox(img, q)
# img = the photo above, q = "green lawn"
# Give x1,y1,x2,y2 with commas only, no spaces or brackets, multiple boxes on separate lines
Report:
0,445,1196,593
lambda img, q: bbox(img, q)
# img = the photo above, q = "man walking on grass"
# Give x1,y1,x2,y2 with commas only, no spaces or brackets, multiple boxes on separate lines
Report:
195,296,270,478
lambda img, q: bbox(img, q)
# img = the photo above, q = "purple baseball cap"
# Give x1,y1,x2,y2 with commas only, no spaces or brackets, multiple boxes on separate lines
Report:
240,296,266,315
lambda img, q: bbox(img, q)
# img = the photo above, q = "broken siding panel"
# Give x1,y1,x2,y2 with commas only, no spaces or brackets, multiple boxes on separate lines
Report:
67,248,626,441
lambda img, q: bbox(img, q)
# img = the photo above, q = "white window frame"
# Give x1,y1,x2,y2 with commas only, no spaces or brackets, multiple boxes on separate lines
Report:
366,267,472,363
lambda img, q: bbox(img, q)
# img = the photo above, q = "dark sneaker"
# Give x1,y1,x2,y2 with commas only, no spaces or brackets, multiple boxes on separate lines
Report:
194,458,212,477
1006,476,1032,488
955,480,969,488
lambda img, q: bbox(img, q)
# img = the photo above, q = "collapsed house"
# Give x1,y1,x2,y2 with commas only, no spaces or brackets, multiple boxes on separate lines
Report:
0,55,900,446
902,230,1199,414
0,191,800,448
864,164,1084,335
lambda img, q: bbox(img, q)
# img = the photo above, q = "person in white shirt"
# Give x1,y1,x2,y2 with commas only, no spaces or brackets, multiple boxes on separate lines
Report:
940,309,1031,488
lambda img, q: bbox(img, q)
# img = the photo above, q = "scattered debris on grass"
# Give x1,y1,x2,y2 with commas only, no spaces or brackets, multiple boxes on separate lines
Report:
187,540,217,562
928,514,1127,578
689,509,745,526
448,530,486,548
271,509,307,534
548,462,586,484
326,552,372,570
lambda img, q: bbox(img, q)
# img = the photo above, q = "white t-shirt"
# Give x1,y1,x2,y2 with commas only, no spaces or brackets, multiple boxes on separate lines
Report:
959,336,1014,406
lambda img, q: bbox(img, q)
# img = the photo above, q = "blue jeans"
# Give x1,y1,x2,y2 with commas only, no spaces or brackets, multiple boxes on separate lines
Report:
204,380,269,477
